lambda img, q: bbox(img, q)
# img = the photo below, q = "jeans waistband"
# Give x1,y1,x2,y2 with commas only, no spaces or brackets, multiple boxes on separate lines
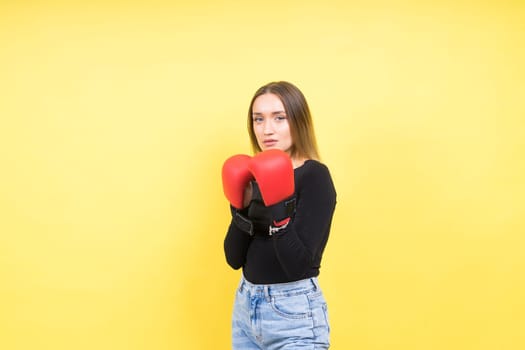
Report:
238,276,321,298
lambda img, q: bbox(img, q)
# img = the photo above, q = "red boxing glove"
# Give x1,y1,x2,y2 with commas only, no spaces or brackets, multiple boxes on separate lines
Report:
248,149,295,206
249,149,295,233
222,154,253,209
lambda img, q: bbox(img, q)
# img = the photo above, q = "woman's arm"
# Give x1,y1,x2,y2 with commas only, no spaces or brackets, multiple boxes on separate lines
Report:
272,163,337,278
224,207,253,270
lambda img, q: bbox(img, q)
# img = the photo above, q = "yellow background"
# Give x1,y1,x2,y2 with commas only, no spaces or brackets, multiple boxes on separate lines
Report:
1,0,524,349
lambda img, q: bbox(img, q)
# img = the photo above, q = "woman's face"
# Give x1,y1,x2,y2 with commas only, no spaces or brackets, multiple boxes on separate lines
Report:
251,93,293,154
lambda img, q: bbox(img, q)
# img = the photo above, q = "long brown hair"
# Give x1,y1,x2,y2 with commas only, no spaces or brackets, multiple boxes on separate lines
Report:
247,81,320,160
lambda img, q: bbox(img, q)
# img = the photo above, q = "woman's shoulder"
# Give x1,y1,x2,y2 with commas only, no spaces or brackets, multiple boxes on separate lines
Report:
298,159,330,171
295,159,337,197
295,159,333,180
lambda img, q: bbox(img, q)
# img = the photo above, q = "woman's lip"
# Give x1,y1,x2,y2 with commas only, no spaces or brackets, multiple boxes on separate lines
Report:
263,140,277,146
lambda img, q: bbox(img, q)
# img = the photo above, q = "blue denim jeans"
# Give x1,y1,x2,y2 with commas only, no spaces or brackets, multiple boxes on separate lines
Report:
232,276,330,349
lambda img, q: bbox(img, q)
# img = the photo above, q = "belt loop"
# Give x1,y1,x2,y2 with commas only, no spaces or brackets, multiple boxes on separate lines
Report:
264,285,271,301
311,277,320,291
239,277,246,292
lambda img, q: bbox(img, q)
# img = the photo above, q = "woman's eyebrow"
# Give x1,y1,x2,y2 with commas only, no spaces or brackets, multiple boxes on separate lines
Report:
252,111,286,115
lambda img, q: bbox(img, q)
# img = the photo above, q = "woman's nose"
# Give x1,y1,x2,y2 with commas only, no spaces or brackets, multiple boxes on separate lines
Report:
263,120,274,134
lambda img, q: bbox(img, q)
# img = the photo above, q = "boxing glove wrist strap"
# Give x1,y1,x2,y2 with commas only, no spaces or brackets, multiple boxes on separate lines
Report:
230,196,296,237
232,209,293,237
230,205,254,236
268,197,296,236
269,217,290,235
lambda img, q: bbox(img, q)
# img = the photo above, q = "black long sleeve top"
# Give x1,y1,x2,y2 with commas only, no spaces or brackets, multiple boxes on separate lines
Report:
223,160,337,284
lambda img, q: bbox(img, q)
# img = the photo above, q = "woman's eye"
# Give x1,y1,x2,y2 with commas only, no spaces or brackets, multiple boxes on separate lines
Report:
253,117,263,123
276,115,287,121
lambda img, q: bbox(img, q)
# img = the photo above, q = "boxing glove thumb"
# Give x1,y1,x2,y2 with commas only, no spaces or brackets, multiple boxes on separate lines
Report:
248,149,294,206
222,154,253,209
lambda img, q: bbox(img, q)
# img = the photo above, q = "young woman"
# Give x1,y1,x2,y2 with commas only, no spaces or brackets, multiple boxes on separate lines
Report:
222,81,337,349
